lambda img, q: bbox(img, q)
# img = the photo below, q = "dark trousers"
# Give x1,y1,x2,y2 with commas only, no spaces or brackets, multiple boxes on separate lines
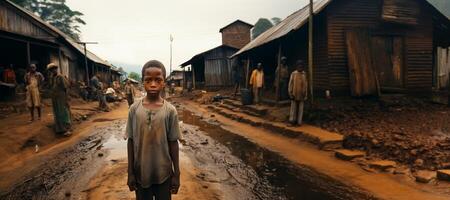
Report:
136,178,171,200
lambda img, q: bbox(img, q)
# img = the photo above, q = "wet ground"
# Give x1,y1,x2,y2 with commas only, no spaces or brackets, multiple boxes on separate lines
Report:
2,102,373,200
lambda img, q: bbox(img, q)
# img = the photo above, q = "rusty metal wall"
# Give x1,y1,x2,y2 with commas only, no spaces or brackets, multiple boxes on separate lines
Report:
326,0,434,93
327,0,381,93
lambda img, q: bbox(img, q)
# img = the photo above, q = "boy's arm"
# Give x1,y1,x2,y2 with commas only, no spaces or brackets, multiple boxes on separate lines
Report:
169,141,180,194
127,139,137,191
168,109,181,194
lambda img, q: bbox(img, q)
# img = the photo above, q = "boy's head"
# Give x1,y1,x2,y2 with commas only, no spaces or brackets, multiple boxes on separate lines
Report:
257,63,262,70
141,60,166,97
296,60,305,71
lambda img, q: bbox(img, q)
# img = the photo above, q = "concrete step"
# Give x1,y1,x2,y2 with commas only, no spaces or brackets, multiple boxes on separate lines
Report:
220,100,264,117
335,149,365,161
369,160,396,171
207,104,343,150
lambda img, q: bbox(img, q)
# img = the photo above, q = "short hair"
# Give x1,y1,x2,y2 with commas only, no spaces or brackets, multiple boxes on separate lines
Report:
141,60,166,81
296,60,305,67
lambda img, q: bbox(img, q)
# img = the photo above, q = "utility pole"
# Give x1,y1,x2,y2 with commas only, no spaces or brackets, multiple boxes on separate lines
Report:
308,0,314,102
77,42,98,86
170,34,174,77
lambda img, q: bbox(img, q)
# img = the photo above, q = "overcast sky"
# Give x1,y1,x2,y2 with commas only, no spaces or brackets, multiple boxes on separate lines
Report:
66,0,310,74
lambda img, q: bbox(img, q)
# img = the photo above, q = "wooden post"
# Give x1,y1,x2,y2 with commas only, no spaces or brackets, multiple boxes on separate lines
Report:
26,42,31,66
245,57,250,89
276,44,282,101
308,0,314,102
192,66,196,89
183,67,186,89
448,72,450,107
58,50,62,75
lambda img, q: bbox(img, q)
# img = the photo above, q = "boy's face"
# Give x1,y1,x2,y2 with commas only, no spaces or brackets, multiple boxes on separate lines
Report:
143,67,165,97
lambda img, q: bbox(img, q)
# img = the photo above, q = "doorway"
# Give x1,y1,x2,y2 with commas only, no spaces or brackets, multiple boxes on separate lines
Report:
371,36,404,90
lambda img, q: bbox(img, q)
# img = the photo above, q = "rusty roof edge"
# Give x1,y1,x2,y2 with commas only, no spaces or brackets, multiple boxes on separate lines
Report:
231,0,332,58
5,0,112,68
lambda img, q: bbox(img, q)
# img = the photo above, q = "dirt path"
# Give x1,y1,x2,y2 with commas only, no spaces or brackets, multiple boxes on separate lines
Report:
0,100,263,200
176,99,450,200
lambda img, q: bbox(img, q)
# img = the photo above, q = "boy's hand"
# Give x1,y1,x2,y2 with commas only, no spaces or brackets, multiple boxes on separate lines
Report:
127,175,137,191
170,174,180,194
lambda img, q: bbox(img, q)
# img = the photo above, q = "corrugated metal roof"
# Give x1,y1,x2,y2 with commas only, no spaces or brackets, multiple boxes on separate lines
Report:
233,0,450,57
5,0,113,68
180,44,238,67
232,0,332,57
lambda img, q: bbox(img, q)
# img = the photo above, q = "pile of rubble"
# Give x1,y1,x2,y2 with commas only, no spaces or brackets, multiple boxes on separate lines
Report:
312,96,450,171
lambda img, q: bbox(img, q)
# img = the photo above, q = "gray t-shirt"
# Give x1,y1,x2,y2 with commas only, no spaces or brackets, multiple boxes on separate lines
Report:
126,99,180,187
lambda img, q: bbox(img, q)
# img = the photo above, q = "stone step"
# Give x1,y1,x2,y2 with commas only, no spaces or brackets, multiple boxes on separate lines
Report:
335,149,365,161
223,99,268,116
414,170,436,183
437,170,450,181
207,105,343,150
368,160,396,171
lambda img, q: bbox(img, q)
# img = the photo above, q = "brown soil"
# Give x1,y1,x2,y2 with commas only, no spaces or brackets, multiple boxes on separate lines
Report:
309,96,450,171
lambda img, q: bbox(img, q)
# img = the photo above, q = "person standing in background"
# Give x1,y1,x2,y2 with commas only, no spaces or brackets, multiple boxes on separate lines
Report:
288,60,308,126
249,63,264,104
25,64,45,122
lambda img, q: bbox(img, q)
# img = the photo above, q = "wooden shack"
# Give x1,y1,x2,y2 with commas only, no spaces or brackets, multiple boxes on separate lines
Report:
181,45,238,88
233,0,450,98
0,0,114,91
181,20,253,89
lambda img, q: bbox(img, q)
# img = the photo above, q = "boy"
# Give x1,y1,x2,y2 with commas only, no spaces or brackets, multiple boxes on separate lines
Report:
127,60,181,200
288,60,308,126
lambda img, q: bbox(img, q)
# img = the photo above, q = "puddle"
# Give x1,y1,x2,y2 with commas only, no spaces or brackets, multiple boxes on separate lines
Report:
102,134,128,160
180,109,336,200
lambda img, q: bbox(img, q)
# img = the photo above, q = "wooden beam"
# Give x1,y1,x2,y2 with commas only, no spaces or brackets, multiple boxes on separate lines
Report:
26,42,31,66
308,0,314,102
276,44,282,101
245,57,250,89
192,66,196,89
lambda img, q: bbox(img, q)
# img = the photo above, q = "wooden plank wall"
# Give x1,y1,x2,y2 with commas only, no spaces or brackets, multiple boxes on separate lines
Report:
313,11,329,93
326,0,434,93
204,47,236,87
327,0,381,94
0,2,53,39
404,1,433,91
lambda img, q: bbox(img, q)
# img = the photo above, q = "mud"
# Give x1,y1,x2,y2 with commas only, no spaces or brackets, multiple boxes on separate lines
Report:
178,108,370,200
0,120,125,200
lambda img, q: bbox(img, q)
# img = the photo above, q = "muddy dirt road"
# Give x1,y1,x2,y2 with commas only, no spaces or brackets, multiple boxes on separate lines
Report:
0,99,373,200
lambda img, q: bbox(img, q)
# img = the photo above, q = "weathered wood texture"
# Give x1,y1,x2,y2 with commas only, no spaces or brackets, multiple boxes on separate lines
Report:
327,0,433,94
346,29,378,96
204,47,237,87
0,2,54,40
437,47,450,90
382,0,420,25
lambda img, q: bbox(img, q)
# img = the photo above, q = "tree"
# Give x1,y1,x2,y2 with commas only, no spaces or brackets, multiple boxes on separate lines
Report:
271,17,282,26
252,18,274,39
128,72,141,83
10,0,86,40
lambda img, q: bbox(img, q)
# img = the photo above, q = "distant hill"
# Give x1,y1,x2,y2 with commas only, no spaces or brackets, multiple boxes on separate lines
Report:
428,0,450,18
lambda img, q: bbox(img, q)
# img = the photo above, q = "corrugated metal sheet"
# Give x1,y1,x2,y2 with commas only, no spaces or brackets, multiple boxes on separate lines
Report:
233,0,450,58
4,0,112,68
180,44,237,67
232,0,332,57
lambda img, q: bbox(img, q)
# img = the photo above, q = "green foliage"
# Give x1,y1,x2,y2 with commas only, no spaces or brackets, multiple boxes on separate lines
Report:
10,0,86,40
128,72,141,83
252,18,274,39
271,17,282,26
